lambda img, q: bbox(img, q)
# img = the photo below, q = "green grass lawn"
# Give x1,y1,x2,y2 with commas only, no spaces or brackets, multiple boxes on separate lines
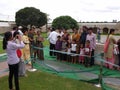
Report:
0,40,5,54
0,71,101,90
0,33,101,90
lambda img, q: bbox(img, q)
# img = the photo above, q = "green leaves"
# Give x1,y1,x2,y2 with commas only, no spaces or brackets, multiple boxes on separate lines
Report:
52,16,79,30
15,7,47,27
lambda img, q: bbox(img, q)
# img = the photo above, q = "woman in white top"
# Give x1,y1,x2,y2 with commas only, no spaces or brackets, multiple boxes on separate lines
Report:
3,31,25,90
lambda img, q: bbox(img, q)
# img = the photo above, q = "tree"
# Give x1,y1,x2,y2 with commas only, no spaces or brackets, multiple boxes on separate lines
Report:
52,16,79,30
15,7,47,27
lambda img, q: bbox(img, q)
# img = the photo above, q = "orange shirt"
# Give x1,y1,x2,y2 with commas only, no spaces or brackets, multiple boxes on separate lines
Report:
72,33,80,42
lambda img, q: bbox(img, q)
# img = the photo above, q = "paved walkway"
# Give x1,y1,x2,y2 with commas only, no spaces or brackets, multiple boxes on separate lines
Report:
0,61,8,77
0,61,31,78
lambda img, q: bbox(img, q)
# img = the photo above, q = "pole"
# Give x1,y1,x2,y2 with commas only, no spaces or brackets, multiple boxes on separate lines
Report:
28,45,37,72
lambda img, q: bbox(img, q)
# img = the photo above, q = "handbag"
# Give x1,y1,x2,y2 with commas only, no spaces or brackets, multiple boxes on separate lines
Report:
104,39,109,53
16,49,22,58
19,58,26,76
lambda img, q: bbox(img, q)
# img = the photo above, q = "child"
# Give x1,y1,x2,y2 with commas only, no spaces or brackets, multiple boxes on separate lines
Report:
71,40,77,63
61,37,67,61
79,44,85,64
66,44,71,62
113,44,119,70
55,36,62,60
84,40,91,67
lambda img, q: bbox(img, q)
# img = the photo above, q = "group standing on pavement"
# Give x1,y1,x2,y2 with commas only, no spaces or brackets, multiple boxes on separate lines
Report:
2,25,120,90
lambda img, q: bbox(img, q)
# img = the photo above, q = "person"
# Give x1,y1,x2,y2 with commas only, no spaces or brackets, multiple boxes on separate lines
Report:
72,28,81,63
79,26,88,47
62,29,71,45
66,43,71,62
61,36,67,61
117,39,120,70
11,26,18,36
79,44,85,64
84,40,91,67
3,31,25,90
13,31,26,76
71,40,77,63
47,28,59,56
21,27,31,65
47,27,52,37
28,27,36,57
55,36,62,60
58,28,64,37
97,28,101,43
36,30,44,60
104,29,116,69
18,26,23,36
86,27,96,66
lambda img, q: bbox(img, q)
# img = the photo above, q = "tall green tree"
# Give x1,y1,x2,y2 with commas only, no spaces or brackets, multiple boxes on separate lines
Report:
15,7,47,27
52,16,79,30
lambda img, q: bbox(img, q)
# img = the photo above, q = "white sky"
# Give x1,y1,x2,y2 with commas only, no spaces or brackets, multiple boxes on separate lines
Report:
0,0,120,22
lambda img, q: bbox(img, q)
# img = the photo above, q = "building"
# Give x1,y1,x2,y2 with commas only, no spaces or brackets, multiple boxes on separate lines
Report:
0,21,16,33
0,21,120,34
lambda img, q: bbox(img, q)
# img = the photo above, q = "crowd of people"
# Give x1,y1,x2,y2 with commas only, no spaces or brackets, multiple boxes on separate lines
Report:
47,26,96,67
2,25,120,90
47,26,120,69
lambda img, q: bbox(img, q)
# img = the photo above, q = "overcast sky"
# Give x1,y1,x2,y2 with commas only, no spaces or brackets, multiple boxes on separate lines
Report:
0,0,120,22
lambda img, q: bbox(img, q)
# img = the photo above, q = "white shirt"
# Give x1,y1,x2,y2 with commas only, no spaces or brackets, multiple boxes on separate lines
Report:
18,29,23,36
86,33,96,50
71,44,77,51
67,48,71,54
48,31,59,44
58,32,64,37
80,48,84,55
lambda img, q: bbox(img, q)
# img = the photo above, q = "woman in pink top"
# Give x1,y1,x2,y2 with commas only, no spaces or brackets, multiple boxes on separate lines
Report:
3,31,25,90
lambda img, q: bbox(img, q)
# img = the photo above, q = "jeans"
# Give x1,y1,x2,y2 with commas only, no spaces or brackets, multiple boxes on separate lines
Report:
8,63,19,90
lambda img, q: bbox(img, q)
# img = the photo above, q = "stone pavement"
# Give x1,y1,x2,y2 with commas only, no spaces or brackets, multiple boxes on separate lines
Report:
0,61,31,78
0,61,8,77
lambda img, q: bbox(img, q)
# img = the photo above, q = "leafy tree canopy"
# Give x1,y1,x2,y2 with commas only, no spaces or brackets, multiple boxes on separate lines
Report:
15,7,47,27
52,16,79,30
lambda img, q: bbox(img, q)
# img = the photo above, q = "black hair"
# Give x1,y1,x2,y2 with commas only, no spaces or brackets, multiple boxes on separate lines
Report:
12,26,17,31
22,27,28,34
51,27,55,31
13,31,19,38
88,27,93,31
3,31,12,49
109,29,115,34
106,29,115,40
86,40,90,43
57,36,61,38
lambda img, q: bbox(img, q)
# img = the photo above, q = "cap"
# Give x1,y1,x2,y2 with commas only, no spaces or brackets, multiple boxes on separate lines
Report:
18,26,22,29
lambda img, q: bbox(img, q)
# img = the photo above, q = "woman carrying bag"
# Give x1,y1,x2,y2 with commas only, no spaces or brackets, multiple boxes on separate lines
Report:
104,29,116,69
